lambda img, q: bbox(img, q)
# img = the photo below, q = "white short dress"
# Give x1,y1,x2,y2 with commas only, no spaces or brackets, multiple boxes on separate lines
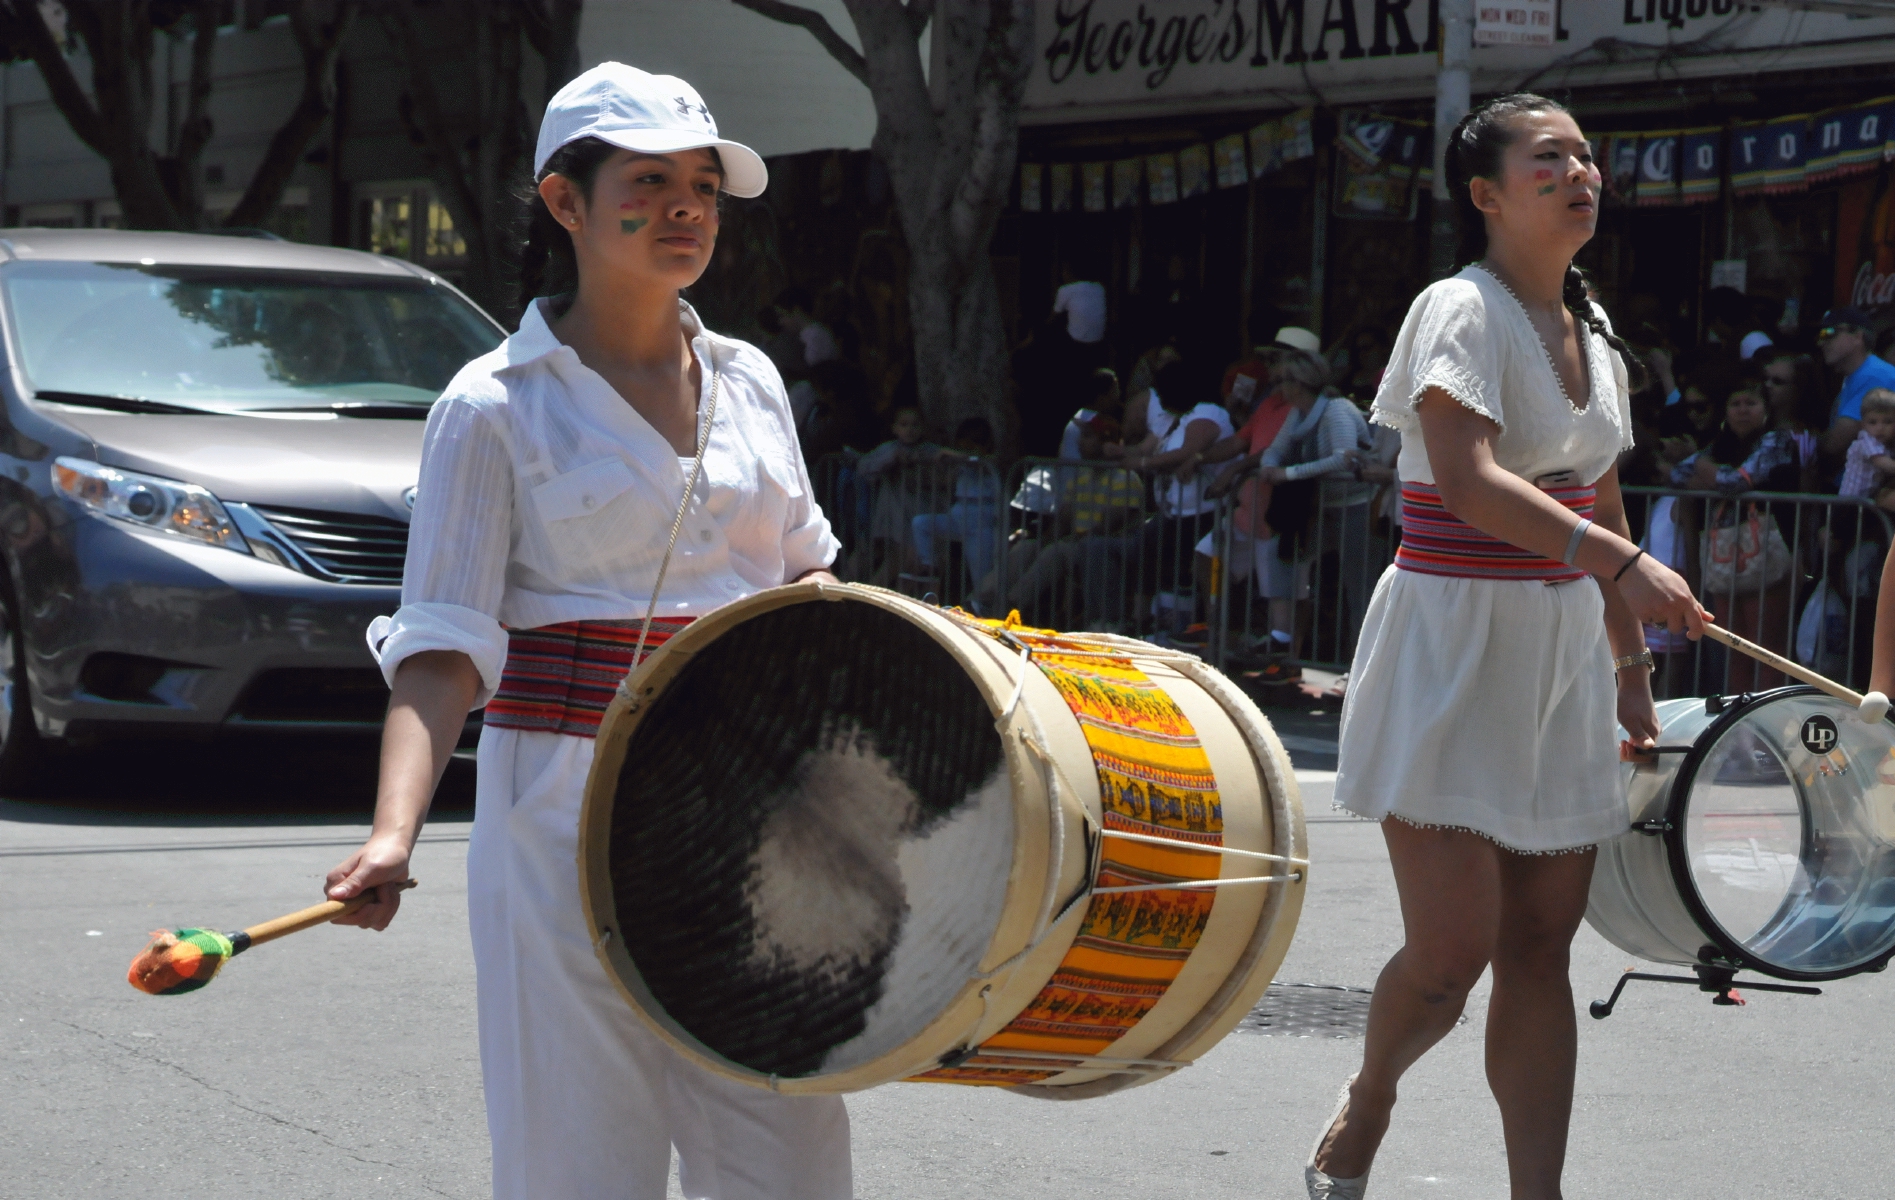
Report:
1334,266,1634,853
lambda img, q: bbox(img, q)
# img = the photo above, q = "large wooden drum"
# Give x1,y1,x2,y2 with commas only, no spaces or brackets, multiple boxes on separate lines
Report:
578,582,1307,1097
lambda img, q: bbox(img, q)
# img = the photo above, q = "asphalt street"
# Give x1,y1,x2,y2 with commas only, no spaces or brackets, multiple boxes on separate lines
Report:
3,723,1892,1199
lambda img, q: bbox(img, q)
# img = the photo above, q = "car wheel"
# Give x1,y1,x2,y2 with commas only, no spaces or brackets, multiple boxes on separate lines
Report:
0,588,47,794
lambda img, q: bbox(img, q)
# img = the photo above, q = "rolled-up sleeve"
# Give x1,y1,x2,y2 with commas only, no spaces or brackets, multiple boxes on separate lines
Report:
366,397,514,708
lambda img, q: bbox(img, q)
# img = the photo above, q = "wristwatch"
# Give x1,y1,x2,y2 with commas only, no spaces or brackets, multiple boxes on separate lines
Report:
1613,650,1656,675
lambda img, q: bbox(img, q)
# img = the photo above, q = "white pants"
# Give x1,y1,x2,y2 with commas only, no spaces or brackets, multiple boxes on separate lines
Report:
469,726,854,1200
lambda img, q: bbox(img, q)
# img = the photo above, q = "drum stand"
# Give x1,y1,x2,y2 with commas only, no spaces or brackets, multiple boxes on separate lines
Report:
1589,963,1822,1019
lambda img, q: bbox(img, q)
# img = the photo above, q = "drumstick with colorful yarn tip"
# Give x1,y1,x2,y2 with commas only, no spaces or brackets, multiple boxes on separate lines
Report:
1698,624,1891,723
127,879,417,996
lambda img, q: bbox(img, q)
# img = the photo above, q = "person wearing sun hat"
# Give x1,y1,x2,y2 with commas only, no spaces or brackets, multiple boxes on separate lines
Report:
323,63,850,1199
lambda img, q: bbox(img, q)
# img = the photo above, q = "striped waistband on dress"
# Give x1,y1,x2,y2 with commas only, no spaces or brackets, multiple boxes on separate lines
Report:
485,617,694,738
1394,482,1594,583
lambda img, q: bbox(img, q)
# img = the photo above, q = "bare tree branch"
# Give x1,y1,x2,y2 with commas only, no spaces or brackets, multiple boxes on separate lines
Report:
168,0,220,225
383,0,483,238
730,0,869,86
225,0,359,229
904,0,935,38
520,0,583,105
0,0,110,153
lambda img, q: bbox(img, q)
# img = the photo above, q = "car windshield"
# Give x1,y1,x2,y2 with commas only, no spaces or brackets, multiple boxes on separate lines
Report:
3,260,502,413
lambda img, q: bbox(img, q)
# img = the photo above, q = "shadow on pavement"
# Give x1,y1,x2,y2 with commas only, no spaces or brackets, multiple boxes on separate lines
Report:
1,734,476,827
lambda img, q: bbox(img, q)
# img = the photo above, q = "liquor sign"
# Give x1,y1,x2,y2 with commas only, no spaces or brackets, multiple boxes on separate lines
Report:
1474,0,1555,48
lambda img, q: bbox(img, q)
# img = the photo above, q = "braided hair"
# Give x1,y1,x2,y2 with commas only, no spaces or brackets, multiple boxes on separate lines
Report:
1445,92,1647,391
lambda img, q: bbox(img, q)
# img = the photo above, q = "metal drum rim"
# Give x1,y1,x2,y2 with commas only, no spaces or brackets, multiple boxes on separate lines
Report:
1662,684,1895,983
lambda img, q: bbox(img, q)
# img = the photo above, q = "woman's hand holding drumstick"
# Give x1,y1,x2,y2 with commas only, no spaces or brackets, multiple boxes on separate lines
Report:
327,649,482,931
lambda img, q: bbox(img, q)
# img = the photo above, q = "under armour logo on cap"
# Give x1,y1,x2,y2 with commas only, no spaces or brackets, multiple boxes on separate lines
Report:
532,61,767,197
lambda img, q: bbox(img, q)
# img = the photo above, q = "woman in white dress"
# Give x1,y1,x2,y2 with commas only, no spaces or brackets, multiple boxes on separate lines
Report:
1304,95,1708,1199
321,65,850,1200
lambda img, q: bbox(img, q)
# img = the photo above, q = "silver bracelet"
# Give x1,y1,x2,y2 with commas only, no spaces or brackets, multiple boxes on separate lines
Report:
1562,517,1593,567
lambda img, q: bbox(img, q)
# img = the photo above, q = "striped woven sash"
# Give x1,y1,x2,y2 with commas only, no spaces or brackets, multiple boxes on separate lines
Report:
485,617,694,738
1394,482,1593,583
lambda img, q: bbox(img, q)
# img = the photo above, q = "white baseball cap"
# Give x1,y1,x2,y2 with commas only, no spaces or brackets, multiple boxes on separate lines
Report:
534,62,768,198
1273,326,1322,354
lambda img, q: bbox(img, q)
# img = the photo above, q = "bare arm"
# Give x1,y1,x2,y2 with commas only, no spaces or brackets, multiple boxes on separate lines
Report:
1132,418,1220,472
325,650,482,930
1416,387,1707,636
1591,467,1662,752
1822,415,1862,459
1201,431,1250,465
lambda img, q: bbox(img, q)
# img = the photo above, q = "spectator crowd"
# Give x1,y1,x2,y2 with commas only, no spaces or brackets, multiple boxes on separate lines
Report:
757,264,1895,695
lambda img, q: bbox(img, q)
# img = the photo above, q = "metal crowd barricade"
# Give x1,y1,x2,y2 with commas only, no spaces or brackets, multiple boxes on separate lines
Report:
1200,479,1893,694
1207,471,1393,673
984,457,1169,632
809,449,1009,610
1621,486,1893,699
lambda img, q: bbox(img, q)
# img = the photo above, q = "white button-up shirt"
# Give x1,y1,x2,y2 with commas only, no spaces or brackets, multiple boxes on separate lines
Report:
368,298,838,706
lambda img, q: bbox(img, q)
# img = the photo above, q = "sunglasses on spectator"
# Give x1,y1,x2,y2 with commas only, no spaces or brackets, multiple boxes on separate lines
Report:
1819,325,1858,340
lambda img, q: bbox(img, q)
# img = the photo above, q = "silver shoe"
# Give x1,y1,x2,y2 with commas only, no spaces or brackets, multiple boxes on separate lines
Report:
1304,1073,1370,1199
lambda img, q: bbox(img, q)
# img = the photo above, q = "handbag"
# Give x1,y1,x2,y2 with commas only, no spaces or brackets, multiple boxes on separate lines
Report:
1700,501,1791,596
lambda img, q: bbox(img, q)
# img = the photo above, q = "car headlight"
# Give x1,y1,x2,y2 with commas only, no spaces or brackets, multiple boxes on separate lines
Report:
52,456,249,552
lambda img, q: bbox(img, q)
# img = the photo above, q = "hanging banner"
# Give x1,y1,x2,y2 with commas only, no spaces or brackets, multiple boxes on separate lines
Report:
1808,98,1894,183
1146,152,1179,205
1679,129,1721,204
1606,134,1641,204
1081,161,1108,212
1730,122,1769,192
1473,0,1556,47
1636,132,1680,207
1019,163,1043,212
1049,162,1074,212
1111,157,1142,209
1334,111,1427,221
1213,134,1248,188
1762,115,1809,193
1248,120,1283,179
1281,108,1316,161
1178,143,1212,198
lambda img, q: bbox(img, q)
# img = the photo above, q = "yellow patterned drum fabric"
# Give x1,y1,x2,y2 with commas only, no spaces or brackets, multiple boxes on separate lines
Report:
916,646,1224,1084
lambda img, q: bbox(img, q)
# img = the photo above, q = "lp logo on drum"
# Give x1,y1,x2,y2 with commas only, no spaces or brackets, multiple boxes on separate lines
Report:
1800,715,1841,755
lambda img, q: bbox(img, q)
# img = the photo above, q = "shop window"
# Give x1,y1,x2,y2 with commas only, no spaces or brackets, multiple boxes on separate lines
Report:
425,199,466,260
359,185,465,266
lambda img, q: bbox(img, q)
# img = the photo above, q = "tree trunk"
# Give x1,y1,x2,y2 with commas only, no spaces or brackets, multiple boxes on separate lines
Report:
225,0,359,229
384,0,530,323
742,0,1031,442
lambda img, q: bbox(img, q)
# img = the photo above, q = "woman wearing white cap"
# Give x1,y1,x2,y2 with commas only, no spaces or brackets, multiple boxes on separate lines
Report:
322,64,851,1199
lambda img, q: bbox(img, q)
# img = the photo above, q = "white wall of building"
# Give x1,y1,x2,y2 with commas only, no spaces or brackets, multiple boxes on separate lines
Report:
576,0,887,158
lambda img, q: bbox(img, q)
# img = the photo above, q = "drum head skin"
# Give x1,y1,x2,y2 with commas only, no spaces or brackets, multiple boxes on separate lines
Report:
1676,689,1895,978
606,602,1013,1078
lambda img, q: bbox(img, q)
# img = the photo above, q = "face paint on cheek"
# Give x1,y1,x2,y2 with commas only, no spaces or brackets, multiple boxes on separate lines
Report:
1534,168,1556,196
620,217,648,235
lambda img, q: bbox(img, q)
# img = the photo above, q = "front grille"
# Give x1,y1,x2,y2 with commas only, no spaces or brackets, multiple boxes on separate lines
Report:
253,504,408,584
231,667,389,723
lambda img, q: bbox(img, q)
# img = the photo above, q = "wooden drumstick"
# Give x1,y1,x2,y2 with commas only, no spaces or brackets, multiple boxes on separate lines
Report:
1698,624,1890,723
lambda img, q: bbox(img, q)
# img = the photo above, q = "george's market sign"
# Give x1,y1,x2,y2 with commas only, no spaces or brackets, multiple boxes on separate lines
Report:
1025,0,1895,117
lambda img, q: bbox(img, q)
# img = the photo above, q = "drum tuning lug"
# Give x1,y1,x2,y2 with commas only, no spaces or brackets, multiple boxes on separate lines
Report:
937,1045,977,1069
1703,695,1728,715
1631,819,1673,836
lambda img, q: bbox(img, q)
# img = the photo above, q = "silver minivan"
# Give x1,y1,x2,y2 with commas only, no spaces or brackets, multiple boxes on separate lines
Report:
0,229,503,788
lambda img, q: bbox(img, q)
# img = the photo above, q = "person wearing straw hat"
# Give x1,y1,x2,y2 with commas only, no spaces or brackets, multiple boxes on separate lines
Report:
321,64,849,1199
